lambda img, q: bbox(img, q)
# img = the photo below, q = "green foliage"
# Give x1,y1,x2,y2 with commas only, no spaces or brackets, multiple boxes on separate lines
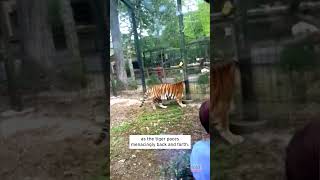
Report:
114,79,126,91
197,74,209,84
111,79,117,92
186,40,209,62
125,61,131,76
184,2,210,43
279,44,317,72
120,0,208,52
197,73,209,93
128,79,138,90
110,105,183,162
147,74,161,86
111,105,183,135
119,0,180,51
110,78,127,93
174,72,184,82
111,121,131,134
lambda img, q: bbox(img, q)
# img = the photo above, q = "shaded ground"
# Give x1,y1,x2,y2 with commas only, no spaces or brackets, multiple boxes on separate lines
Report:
213,102,320,180
0,95,107,180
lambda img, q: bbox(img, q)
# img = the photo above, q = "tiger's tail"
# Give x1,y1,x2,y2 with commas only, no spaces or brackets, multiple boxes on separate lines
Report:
139,91,149,107
94,126,108,145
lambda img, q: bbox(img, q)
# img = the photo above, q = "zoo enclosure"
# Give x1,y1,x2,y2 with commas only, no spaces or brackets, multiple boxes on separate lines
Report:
139,38,209,81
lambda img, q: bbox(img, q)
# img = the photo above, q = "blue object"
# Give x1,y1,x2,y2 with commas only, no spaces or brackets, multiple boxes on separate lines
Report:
190,139,210,180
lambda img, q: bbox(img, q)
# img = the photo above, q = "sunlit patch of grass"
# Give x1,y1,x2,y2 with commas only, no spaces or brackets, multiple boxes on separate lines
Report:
111,105,183,136
110,105,186,174
111,121,131,134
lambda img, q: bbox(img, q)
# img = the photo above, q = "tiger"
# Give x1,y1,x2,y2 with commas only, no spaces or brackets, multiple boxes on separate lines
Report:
210,60,244,145
140,80,187,110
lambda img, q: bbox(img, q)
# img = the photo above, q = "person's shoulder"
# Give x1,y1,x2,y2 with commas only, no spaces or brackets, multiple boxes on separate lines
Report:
192,140,210,152
194,139,210,146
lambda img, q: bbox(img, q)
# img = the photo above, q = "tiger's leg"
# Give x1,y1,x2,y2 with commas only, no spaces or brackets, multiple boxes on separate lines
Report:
158,103,167,109
216,124,244,145
214,106,244,145
176,99,186,108
151,99,157,110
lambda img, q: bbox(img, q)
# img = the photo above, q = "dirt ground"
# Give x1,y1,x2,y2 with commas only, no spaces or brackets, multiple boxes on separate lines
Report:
0,95,107,180
213,102,320,180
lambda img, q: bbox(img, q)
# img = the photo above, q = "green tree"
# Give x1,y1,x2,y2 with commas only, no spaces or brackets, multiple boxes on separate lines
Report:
119,0,180,50
184,1,209,42
118,0,209,68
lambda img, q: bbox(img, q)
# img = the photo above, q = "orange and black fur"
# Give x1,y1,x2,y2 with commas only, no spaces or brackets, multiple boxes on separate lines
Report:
210,60,244,145
140,80,187,109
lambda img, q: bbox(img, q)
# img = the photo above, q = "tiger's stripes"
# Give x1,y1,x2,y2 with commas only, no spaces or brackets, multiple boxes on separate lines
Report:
94,126,108,145
89,96,108,145
140,81,187,109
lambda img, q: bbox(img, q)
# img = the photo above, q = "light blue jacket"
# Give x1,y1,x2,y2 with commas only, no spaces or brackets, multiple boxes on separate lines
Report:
190,139,210,180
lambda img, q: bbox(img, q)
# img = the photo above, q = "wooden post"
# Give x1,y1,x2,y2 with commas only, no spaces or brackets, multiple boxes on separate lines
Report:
121,0,146,93
161,49,166,82
234,0,258,122
177,0,191,100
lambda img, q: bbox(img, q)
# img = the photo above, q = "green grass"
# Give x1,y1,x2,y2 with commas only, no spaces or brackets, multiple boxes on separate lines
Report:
111,105,183,135
110,105,184,159
111,121,131,134
109,105,202,179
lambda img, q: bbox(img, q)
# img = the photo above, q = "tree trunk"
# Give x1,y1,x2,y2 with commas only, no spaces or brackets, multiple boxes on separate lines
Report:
127,45,135,81
16,0,55,74
234,0,259,121
177,0,191,100
110,0,128,88
59,0,86,87
0,2,23,111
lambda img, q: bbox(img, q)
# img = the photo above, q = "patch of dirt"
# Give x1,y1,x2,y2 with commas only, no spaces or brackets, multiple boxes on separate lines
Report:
0,97,106,180
248,131,292,147
110,97,141,128
0,134,105,180
213,137,287,180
